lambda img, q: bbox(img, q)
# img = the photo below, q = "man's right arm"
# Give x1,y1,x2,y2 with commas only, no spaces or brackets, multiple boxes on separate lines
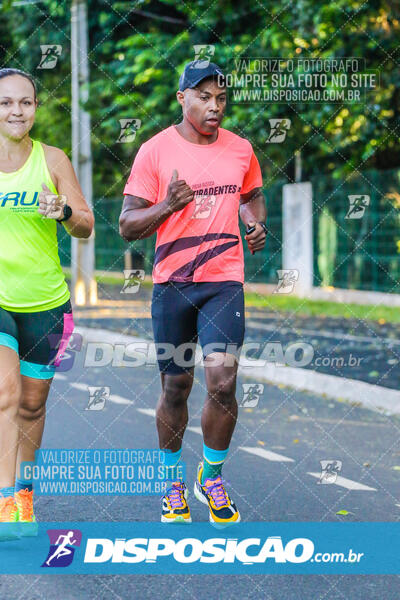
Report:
119,194,173,241
119,170,195,241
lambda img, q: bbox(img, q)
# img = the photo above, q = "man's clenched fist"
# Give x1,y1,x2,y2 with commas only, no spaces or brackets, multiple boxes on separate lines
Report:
165,169,195,213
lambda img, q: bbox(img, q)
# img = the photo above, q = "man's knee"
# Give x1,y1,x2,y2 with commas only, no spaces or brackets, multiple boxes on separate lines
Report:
162,372,193,407
207,368,237,406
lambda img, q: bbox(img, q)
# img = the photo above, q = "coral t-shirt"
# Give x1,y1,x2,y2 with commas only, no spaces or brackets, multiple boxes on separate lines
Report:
123,125,262,283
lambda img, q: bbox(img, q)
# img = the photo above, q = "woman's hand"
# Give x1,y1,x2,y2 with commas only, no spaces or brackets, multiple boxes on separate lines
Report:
37,183,66,220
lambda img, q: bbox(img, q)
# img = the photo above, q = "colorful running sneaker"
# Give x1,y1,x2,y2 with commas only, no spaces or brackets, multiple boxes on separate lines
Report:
0,495,20,540
161,481,192,523
14,489,38,537
194,462,240,526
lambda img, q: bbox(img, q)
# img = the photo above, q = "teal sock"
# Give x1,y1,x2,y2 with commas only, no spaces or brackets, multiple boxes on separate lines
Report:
0,486,15,498
201,443,229,484
15,478,33,493
160,448,182,482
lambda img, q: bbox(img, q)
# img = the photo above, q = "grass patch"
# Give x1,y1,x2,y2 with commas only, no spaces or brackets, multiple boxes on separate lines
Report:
245,292,399,323
64,270,152,288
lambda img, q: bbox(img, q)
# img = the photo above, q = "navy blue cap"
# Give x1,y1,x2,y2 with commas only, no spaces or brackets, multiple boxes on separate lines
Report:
178,61,226,91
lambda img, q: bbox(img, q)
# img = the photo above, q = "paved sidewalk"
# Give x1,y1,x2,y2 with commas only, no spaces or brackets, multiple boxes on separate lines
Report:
73,283,400,394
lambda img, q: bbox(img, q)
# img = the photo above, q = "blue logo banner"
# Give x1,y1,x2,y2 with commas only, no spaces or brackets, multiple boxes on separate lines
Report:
0,522,398,574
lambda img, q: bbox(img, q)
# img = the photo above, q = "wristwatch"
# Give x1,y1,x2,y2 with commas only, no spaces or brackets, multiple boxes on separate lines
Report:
56,204,73,223
258,221,268,235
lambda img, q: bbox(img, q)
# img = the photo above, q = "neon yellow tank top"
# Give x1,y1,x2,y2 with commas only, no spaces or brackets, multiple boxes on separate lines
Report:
0,139,70,312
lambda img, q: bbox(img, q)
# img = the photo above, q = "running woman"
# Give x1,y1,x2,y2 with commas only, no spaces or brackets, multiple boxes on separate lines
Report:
0,69,94,538
120,62,267,525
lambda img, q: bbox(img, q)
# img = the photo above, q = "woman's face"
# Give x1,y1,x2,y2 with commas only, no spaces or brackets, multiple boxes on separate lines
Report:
0,74,37,141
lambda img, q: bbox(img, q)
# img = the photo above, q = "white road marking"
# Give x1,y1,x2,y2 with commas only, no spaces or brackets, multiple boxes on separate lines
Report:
70,382,89,391
187,426,202,435
108,394,133,405
239,446,295,462
307,472,377,491
70,383,88,392
54,374,67,380
136,408,156,417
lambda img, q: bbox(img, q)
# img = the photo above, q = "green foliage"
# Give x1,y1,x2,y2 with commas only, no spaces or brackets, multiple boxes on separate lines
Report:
4,0,400,291
3,0,399,195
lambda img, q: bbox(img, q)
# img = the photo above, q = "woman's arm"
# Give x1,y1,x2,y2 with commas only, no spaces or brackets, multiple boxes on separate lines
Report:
41,144,94,238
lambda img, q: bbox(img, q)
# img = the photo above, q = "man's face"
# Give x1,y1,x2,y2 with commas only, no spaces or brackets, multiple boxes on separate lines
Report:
0,75,37,141
178,77,226,135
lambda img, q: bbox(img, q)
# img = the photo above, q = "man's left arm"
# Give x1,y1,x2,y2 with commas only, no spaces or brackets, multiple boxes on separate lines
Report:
239,187,267,254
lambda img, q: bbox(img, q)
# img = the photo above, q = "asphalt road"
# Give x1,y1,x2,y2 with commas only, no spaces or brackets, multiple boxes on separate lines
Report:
1,324,399,599
75,282,400,390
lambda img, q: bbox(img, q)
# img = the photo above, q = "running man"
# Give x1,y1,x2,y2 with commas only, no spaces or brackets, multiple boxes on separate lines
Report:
120,62,267,525
0,69,94,538
45,531,77,566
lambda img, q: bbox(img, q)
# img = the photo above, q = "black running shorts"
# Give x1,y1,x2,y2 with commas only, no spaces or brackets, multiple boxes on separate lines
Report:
151,281,245,374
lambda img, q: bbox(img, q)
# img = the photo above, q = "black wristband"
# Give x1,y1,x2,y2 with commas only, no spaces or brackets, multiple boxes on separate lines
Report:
56,204,72,223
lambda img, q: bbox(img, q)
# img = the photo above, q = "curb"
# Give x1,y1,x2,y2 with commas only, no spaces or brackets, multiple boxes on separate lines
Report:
239,363,400,417
76,327,400,418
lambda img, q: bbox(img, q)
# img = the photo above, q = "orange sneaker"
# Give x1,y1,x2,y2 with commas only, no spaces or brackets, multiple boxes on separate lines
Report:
14,489,38,537
0,495,20,540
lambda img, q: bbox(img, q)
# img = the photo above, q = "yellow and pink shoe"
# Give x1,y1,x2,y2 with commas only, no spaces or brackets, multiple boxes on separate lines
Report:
194,462,240,527
161,481,192,523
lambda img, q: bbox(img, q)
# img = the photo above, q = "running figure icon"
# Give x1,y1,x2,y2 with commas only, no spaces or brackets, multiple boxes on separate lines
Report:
45,531,77,566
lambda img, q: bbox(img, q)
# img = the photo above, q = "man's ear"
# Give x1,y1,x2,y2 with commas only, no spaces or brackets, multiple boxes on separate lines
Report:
176,90,184,107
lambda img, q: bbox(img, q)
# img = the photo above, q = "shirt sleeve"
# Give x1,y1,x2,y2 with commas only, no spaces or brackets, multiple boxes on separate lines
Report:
241,148,263,195
123,143,159,204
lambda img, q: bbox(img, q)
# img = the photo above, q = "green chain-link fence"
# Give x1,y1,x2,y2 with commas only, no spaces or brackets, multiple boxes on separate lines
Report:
312,168,400,293
58,169,400,292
